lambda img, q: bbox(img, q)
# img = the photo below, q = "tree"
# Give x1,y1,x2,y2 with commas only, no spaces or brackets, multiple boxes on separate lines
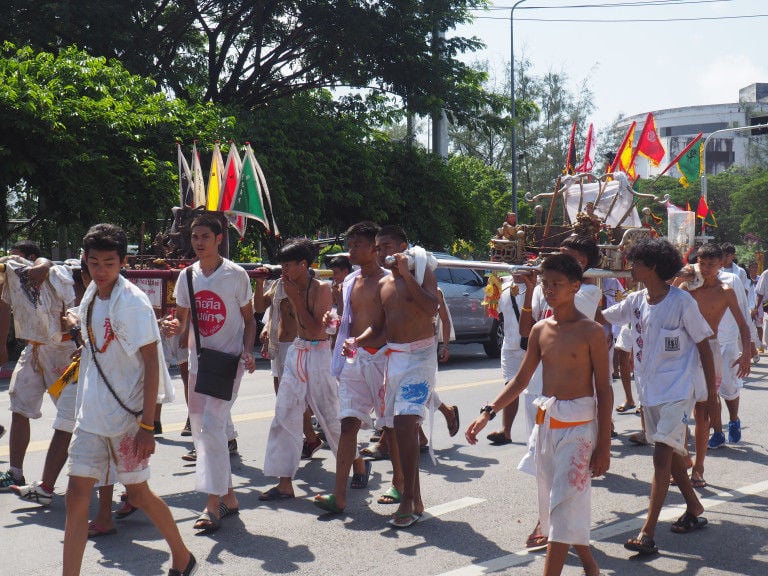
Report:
0,43,231,248
1,0,498,127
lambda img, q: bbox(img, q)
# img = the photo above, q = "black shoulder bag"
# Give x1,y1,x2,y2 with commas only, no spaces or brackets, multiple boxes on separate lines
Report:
509,285,528,351
187,267,240,401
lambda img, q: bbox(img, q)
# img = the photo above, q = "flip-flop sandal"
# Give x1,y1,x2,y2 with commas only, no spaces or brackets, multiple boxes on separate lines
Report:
671,512,708,533
627,432,650,446
447,405,460,437
87,521,117,538
624,533,658,555
525,533,548,549
616,403,637,414
388,512,421,529
360,446,390,460
486,431,512,445
350,460,373,489
258,486,295,501
193,510,221,534
377,486,402,504
219,502,240,519
115,501,138,519
313,494,345,515
690,474,707,489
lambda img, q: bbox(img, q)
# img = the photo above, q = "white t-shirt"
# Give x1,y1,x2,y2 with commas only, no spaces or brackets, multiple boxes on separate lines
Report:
1,259,75,343
77,276,161,436
174,259,253,373
531,282,602,322
716,271,757,346
756,270,768,299
721,263,748,293
498,280,527,351
602,287,713,406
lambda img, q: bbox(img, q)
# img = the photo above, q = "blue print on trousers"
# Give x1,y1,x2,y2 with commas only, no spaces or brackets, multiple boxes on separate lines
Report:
401,381,429,405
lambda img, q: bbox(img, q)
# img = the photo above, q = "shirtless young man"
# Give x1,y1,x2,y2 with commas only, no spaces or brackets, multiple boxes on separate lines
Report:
261,238,342,500
313,222,387,514
355,225,439,528
466,253,611,576
680,244,751,487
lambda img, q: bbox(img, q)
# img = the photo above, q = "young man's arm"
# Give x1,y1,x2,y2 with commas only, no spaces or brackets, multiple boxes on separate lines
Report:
135,342,159,459
518,272,538,337
240,302,257,373
252,278,272,314
696,338,718,406
0,300,10,365
393,254,438,317
589,322,612,477
437,289,452,362
465,323,543,444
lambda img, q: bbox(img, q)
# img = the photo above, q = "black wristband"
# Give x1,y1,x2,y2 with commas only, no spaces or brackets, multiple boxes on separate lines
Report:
480,405,496,420
69,327,83,346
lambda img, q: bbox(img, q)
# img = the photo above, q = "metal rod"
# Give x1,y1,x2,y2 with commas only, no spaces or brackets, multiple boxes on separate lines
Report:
435,258,632,279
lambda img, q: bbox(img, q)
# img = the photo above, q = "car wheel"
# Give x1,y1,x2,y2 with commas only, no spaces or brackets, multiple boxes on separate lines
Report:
483,316,503,358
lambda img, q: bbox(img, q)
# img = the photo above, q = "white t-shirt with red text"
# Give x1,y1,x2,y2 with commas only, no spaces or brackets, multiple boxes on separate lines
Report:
174,259,253,373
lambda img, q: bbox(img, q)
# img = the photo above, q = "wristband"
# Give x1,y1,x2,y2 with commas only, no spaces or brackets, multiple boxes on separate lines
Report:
521,306,532,313
138,421,155,433
69,327,83,346
480,405,496,420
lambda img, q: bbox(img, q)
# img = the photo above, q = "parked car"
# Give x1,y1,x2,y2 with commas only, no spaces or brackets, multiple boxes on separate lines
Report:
434,252,502,358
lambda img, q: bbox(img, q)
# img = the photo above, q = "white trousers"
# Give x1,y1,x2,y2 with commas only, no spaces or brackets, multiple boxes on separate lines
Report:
264,339,341,479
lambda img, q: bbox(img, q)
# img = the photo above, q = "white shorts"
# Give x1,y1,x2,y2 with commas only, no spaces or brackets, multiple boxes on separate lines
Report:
615,325,633,352
69,425,151,486
501,348,525,381
643,398,694,456
338,346,387,429
270,341,292,378
9,341,77,419
718,340,742,401
384,338,437,424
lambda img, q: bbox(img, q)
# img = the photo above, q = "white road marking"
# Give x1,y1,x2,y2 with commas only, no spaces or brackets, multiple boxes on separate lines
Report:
421,497,486,522
434,479,768,575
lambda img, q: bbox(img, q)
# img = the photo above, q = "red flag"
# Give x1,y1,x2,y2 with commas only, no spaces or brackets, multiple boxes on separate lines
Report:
576,123,595,172
564,122,577,174
634,112,665,166
696,196,709,219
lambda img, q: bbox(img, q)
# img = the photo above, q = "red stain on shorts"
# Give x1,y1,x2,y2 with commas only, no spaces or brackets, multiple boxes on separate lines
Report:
567,438,593,492
117,433,148,472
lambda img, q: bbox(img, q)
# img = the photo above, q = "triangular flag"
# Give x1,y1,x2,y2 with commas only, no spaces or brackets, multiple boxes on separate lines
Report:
206,142,225,211
696,196,709,219
251,154,280,237
564,122,577,175
576,123,595,173
177,143,193,208
218,143,241,211
635,112,665,166
190,142,206,208
227,144,270,236
678,140,703,188
609,121,636,179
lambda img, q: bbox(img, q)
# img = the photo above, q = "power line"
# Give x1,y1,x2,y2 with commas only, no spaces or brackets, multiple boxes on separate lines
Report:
483,0,737,9
473,13,767,21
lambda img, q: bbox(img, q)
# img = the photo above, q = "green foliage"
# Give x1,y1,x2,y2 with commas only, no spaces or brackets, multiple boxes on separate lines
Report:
232,241,263,264
0,43,231,247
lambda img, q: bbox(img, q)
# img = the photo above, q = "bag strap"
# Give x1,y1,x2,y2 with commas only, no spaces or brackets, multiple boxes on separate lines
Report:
509,284,521,322
86,297,142,418
186,267,202,356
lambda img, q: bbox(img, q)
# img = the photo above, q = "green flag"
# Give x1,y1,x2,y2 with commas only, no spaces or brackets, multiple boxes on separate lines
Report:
677,140,703,188
228,146,268,230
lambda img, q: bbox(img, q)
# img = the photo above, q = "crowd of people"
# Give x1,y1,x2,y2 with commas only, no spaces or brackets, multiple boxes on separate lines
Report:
0,218,765,576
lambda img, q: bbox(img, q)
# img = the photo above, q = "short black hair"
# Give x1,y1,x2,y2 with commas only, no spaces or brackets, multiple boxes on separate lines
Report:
541,253,583,283
560,235,602,269
82,223,128,260
697,243,723,261
277,237,316,266
10,240,42,260
191,212,223,236
376,225,408,245
626,237,682,281
720,242,736,255
326,254,351,272
345,221,380,244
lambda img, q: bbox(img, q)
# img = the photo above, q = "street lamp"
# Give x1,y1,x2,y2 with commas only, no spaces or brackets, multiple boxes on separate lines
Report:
510,0,529,217
700,123,768,202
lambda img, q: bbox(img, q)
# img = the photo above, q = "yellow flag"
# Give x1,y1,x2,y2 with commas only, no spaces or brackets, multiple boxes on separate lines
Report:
206,142,225,210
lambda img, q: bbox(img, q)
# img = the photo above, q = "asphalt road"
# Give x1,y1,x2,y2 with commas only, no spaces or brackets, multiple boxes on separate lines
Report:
2,343,768,576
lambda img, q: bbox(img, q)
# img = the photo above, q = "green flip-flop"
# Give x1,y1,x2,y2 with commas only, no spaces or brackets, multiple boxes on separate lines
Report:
377,486,401,504
313,494,345,515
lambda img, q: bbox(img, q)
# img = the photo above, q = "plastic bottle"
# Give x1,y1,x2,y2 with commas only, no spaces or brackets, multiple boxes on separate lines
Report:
384,253,415,269
325,306,340,335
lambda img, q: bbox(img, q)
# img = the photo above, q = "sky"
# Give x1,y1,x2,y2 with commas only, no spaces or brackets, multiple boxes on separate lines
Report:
453,0,768,131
